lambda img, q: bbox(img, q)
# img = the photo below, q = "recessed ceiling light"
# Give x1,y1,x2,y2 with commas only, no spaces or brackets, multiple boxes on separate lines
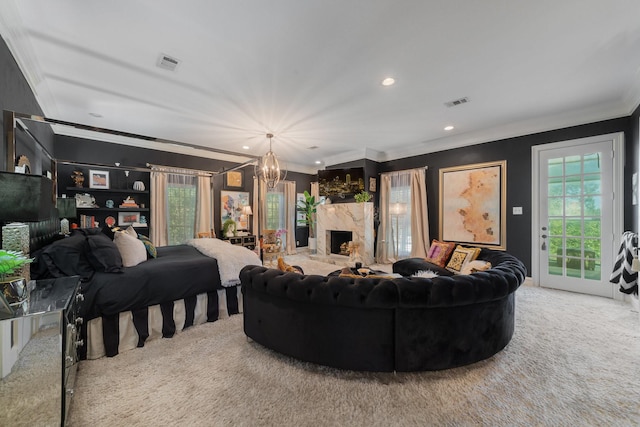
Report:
444,125,455,131
381,77,395,86
242,145,250,150
315,160,322,164
89,112,103,118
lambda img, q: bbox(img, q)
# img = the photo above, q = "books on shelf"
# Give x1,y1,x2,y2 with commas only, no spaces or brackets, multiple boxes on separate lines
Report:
79,214,98,228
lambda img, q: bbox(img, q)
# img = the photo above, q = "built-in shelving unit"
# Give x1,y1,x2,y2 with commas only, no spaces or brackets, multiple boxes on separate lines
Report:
57,163,151,232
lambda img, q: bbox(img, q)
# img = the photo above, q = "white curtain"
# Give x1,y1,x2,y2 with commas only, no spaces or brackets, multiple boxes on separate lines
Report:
377,168,429,262
284,180,297,255
259,179,267,234
150,171,168,247
376,174,392,263
410,168,430,257
195,175,213,237
252,175,260,237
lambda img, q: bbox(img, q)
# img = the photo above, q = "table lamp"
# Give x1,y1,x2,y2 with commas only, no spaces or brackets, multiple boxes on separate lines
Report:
57,197,77,235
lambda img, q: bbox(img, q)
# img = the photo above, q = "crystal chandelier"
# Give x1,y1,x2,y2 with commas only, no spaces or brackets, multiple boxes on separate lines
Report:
255,133,286,189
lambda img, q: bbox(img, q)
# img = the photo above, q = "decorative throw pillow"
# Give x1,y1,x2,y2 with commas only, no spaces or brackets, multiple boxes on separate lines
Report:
412,270,439,278
425,240,456,267
85,233,124,273
41,233,96,278
446,245,481,274
460,260,492,275
114,231,147,267
138,234,157,258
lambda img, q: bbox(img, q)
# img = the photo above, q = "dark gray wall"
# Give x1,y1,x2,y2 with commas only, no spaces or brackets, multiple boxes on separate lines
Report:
55,135,315,243
379,117,635,273
0,35,54,171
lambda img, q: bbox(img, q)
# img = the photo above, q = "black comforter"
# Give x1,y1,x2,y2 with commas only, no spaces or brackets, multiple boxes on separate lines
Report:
80,245,221,321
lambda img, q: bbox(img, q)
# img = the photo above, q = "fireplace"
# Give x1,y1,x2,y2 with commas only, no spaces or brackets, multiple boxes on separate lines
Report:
330,231,353,255
316,203,375,265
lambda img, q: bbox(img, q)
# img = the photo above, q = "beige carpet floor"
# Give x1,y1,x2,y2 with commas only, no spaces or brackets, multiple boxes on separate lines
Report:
67,258,640,427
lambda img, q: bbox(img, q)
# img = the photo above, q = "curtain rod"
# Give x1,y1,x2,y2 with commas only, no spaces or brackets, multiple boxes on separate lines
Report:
12,111,261,161
379,166,428,175
146,163,215,177
57,159,151,173
147,158,257,177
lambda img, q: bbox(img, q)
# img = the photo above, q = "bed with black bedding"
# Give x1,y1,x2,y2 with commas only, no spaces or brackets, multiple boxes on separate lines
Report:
32,228,249,359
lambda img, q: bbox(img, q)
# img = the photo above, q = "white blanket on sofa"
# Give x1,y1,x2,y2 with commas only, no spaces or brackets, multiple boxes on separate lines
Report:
188,238,262,287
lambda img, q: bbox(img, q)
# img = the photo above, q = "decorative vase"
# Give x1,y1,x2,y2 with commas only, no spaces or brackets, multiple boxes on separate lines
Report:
308,237,317,254
133,181,145,191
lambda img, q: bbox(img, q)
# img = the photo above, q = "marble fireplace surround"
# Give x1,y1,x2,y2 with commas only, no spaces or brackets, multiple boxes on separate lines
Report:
316,202,374,265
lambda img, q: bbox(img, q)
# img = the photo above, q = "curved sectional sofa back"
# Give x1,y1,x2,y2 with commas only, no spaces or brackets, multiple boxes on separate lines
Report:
240,249,526,310
240,249,527,372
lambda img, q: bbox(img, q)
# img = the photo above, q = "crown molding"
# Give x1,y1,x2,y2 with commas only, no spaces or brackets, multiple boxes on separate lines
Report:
377,100,633,163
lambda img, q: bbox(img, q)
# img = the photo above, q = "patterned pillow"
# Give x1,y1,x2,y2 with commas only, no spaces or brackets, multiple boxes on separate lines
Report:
138,234,158,258
446,245,481,274
460,260,492,275
425,240,456,267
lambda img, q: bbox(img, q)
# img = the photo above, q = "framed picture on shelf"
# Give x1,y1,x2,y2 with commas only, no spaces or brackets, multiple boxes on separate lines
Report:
221,190,250,229
89,169,110,189
118,211,140,226
224,170,244,189
439,160,506,250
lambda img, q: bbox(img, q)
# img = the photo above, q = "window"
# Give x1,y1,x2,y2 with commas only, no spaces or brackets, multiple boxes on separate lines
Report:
167,173,197,245
265,184,285,230
390,171,412,258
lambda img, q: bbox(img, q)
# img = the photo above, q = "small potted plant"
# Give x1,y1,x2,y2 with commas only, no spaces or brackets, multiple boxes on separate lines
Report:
354,191,372,203
222,219,237,237
0,249,33,306
297,190,321,253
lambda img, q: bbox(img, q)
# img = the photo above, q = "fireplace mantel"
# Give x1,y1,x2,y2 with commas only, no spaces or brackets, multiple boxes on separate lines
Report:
316,202,374,265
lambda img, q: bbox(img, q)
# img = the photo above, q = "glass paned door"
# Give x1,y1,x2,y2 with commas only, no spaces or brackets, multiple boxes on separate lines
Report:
538,141,613,297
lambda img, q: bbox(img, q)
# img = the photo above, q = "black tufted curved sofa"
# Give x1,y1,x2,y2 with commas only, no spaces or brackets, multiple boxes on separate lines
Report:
240,248,526,372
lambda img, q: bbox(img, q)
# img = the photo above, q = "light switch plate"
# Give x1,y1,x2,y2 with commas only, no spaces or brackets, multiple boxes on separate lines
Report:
512,206,523,215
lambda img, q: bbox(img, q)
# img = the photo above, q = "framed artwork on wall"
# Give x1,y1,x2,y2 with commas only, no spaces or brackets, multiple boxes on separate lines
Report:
439,160,506,250
224,170,244,189
221,190,250,230
89,169,110,189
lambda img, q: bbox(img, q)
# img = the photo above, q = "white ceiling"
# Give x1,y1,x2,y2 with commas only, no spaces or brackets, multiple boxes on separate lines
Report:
1,0,640,173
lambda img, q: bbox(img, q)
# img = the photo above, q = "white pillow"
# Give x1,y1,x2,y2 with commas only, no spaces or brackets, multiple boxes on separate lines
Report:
114,230,147,267
412,270,439,278
124,225,138,238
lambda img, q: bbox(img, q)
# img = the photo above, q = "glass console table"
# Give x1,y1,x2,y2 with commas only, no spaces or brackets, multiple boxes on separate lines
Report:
0,276,82,426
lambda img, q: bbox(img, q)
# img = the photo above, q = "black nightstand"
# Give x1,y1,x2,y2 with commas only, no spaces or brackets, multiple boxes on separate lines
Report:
223,234,257,251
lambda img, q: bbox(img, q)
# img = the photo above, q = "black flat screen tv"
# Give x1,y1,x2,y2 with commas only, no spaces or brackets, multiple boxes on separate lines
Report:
318,167,365,202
